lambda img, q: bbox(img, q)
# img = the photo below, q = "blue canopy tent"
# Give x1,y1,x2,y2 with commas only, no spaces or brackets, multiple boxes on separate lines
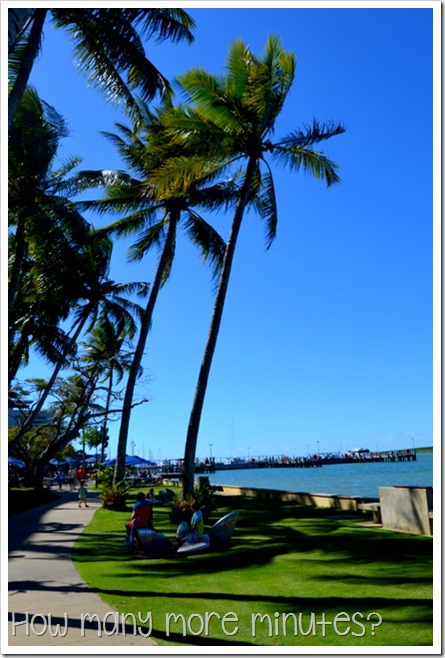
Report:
102,455,157,467
8,456,25,468
49,459,66,467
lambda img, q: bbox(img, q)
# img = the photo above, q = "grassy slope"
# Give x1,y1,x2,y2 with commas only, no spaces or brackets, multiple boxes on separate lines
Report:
72,494,433,648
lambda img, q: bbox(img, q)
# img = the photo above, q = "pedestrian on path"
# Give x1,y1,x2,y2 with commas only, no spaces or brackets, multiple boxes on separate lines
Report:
78,480,89,508
56,468,65,491
67,466,76,490
76,465,86,484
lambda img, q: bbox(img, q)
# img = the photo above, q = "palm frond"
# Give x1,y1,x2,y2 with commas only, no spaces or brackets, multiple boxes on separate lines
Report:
151,153,235,197
255,35,295,134
126,8,196,44
176,68,240,132
182,212,226,280
48,156,83,183
251,162,278,249
225,39,254,99
127,219,167,262
273,143,342,187
279,120,346,148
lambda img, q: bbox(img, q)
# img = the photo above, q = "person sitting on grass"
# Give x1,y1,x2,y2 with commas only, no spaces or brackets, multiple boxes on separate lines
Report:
126,492,153,545
177,502,204,546
146,488,160,503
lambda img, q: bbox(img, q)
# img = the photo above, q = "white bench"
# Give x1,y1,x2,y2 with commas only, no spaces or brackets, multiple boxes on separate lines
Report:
358,502,382,523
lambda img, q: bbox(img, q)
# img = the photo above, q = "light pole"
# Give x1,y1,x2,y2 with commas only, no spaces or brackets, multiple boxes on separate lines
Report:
209,444,213,460
316,440,320,456
131,440,135,456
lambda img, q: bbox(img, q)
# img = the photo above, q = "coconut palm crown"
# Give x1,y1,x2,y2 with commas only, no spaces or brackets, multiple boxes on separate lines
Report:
150,36,345,493
78,101,240,483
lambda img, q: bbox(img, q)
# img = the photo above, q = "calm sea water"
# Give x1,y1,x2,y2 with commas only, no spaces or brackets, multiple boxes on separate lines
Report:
209,452,433,499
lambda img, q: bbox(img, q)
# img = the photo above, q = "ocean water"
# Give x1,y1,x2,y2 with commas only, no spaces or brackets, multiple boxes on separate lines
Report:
209,451,433,499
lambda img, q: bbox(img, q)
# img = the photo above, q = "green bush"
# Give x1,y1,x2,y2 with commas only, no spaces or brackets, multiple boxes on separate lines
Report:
96,466,114,486
170,484,216,523
100,479,130,511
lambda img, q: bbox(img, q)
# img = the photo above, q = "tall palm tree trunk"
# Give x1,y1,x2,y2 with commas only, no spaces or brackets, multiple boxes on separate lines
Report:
9,9,47,129
182,159,257,495
100,368,114,463
8,216,27,372
8,8,35,52
114,212,178,483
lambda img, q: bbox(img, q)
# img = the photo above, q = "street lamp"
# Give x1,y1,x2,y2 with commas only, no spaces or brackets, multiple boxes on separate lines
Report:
209,444,213,460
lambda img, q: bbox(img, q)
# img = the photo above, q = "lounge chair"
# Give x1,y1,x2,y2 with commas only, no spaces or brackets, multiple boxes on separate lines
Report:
208,511,240,547
176,511,240,556
135,529,175,558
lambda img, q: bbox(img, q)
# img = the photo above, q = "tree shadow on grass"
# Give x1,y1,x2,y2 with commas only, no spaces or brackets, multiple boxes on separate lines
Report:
74,495,432,581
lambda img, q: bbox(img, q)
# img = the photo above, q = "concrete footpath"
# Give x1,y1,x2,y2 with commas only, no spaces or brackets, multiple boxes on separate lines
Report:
7,488,157,649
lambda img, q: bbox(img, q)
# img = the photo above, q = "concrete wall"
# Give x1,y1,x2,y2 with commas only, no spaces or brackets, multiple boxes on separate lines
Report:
379,486,433,536
217,485,377,511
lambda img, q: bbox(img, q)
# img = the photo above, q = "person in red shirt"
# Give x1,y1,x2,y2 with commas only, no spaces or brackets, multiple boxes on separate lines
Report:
76,466,86,483
125,492,153,545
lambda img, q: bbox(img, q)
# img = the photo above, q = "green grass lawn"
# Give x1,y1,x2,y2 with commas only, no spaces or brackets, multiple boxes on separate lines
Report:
72,492,433,648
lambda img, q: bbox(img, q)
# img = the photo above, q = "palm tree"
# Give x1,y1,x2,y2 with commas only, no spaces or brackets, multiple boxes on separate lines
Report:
79,103,237,483
8,8,196,128
9,229,149,453
81,317,138,463
8,87,104,384
153,36,345,494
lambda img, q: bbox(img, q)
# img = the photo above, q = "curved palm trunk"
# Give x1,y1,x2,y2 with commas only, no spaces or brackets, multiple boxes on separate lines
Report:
8,8,35,53
100,368,114,463
114,211,178,483
8,217,27,360
182,158,257,495
8,9,47,129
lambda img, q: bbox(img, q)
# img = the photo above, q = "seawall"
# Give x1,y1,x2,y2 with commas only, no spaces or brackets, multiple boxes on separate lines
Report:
214,484,378,511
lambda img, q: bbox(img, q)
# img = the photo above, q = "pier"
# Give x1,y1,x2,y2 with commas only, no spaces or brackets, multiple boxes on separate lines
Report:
176,448,418,476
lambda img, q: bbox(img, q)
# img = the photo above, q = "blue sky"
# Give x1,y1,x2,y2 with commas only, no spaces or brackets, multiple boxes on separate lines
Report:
14,2,437,462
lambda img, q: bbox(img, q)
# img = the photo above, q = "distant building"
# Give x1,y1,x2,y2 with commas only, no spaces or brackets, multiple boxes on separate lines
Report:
8,408,54,428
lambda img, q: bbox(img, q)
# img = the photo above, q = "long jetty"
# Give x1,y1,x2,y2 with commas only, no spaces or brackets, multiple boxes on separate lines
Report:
188,449,417,475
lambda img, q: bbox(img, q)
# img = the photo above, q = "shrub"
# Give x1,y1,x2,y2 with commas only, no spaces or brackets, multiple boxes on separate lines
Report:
100,480,130,511
96,466,114,486
170,484,216,524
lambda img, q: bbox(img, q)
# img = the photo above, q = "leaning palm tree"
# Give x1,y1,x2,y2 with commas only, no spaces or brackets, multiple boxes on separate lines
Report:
8,8,196,127
8,236,149,453
8,87,136,386
79,103,237,484
81,317,138,463
153,36,345,494
8,87,106,384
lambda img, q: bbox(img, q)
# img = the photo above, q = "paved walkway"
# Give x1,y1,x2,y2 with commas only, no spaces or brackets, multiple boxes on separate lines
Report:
7,488,157,648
